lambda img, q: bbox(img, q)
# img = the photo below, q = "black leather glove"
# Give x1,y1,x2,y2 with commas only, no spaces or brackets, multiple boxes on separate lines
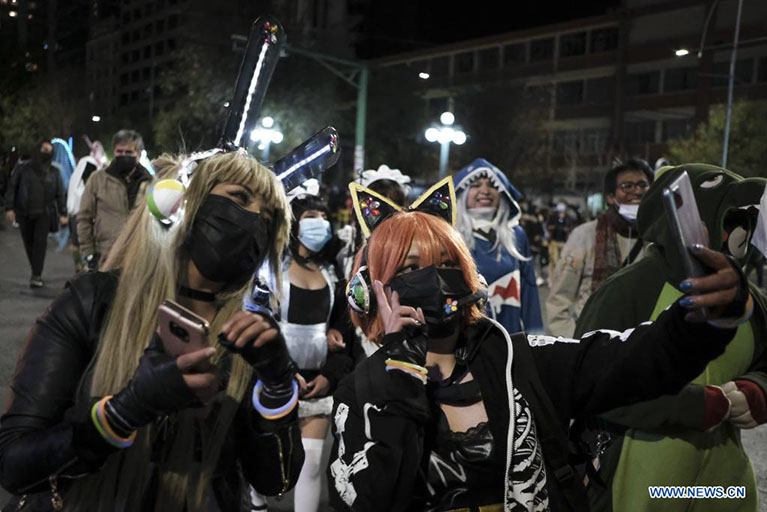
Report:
108,335,198,430
383,324,429,367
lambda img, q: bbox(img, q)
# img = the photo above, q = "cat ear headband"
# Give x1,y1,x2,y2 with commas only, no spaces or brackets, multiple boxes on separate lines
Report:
349,176,457,238
345,177,457,315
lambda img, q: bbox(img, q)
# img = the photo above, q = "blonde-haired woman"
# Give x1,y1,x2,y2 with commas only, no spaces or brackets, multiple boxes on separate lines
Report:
0,151,304,511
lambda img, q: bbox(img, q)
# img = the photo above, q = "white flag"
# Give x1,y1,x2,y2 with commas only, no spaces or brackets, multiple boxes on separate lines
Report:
751,184,767,258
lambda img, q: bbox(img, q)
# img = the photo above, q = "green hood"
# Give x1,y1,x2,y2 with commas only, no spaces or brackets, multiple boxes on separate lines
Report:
637,163,765,279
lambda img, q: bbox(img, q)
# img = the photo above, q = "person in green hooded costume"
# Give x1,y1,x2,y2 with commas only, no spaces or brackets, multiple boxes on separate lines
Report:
575,164,767,512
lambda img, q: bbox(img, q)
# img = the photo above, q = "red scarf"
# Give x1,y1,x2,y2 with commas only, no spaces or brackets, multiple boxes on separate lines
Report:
592,207,638,292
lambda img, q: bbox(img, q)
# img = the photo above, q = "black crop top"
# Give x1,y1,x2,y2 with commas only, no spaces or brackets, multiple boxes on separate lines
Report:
287,284,330,324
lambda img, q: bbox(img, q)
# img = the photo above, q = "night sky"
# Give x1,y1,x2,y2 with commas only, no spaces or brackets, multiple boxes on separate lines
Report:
356,0,618,58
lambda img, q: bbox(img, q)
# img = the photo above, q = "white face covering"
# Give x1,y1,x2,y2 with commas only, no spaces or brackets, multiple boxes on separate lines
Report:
468,207,497,230
617,203,639,222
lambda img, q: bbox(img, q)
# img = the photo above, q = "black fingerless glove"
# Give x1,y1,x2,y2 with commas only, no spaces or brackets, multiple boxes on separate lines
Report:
218,318,297,392
108,335,198,430
383,324,429,367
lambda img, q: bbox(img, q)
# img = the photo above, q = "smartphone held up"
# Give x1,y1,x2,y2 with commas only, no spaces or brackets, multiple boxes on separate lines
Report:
157,299,210,357
662,171,709,321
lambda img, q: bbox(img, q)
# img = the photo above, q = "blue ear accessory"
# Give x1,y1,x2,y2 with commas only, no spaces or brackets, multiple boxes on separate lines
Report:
346,265,372,315
346,245,375,315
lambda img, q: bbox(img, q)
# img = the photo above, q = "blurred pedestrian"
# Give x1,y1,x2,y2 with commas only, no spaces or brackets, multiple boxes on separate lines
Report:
67,139,108,271
454,158,543,334
3,140,67,287
50,138,77,252
546,201,576,282
546,159,653,336
77,129,151,270
519,199,547,286
0,152,10,229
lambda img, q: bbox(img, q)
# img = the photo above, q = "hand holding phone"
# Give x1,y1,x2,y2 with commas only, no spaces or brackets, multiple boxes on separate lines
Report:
157,299,210,357
663,171,709,320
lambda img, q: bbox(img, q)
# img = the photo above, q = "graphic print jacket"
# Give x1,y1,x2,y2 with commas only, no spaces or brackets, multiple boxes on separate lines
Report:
327,303,736,512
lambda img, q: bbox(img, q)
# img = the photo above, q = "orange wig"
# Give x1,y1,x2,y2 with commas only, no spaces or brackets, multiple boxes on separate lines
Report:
350,211,484,343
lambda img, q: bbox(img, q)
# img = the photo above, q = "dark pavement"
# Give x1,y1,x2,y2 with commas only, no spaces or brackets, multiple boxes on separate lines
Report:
0,226,764,509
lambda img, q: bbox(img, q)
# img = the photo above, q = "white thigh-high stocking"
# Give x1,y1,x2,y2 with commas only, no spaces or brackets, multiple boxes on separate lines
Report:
294,437,325,512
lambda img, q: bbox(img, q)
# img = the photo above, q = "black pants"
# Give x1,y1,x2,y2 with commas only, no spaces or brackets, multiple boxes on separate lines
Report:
17,214,49,277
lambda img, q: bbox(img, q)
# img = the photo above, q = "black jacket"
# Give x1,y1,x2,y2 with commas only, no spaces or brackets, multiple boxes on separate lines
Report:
327,305,735,511
0,271,303,510
4,160,65,218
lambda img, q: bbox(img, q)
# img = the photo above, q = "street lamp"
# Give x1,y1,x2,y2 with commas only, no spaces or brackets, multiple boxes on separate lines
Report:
674,0,743,168
91,115,101,122
250,117,283,162
424,111,467,177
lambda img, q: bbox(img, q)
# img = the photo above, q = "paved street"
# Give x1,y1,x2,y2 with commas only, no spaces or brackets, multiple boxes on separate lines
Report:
0,227,765,509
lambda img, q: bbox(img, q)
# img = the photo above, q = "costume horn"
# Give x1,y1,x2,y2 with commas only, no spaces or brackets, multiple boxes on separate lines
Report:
219,16,285,150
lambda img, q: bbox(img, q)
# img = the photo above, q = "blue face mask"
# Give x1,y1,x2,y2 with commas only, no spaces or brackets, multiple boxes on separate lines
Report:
298,217,331,253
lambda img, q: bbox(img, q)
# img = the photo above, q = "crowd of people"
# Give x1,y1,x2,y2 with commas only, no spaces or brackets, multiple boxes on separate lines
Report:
0,131,765,512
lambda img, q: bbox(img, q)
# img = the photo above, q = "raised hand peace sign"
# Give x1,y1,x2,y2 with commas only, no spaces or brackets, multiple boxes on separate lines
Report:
372,280,425,335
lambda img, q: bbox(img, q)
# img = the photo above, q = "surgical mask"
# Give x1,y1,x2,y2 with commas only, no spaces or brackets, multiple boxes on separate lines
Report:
556,203,566,213
617,202,639,222
115,155,137,174
388,266,477,339
298,217,331,253
467,206,496,232
39,151,52,164
186,195,269,288
467,207,496,222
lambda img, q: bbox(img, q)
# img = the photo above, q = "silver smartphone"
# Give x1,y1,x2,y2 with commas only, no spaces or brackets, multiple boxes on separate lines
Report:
662,171,708,320
157,299,210,357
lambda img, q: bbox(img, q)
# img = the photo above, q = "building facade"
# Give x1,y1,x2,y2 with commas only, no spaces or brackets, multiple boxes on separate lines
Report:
374,0,767,191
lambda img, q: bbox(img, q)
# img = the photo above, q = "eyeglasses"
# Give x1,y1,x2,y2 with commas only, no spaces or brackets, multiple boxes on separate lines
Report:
617,181,650,193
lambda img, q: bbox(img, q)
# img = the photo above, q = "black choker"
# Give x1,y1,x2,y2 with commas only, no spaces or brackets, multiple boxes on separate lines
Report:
178,285,216,302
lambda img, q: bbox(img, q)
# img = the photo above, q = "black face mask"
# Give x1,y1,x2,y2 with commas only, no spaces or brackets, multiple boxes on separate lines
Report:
388,266,476,338
39,151,52,164
115,155,137,174
186,195,270,288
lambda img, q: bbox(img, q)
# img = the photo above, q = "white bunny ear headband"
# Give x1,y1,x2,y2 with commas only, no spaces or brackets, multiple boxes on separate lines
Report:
146,16,340,226
286,178,321,203
360,164,411,196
